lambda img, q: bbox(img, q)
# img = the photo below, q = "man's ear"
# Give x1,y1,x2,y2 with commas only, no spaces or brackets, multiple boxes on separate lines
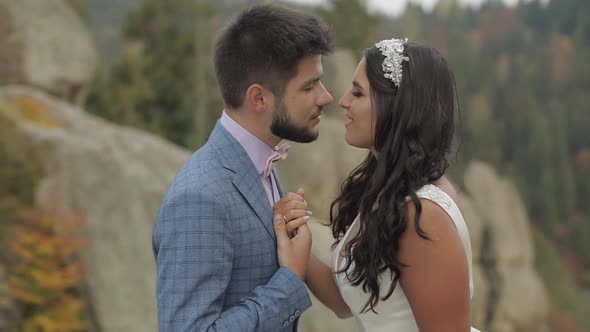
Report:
245,84,273,113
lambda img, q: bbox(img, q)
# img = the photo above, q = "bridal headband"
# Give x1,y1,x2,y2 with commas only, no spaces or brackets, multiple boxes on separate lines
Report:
374,38,409,87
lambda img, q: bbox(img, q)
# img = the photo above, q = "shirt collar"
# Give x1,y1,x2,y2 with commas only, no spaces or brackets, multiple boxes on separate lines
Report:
220,111,275,175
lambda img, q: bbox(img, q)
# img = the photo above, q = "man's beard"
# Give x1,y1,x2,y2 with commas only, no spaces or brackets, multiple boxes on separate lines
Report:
270,99,319,143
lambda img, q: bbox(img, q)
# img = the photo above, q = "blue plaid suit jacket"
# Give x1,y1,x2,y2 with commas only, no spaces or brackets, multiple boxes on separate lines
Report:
153,122,312,331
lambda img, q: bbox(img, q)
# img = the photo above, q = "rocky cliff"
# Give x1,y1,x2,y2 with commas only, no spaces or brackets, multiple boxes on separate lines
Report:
0,86,187,332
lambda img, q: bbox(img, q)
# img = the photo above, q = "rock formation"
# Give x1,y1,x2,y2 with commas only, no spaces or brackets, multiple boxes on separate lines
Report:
0,0,98,106
0,86,187,332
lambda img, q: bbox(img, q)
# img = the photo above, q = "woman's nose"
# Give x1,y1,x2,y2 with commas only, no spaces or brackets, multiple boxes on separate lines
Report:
338,94,349,108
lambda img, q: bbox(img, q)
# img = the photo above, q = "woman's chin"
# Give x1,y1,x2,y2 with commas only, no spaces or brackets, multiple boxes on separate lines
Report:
344,134,352,146
344,136,364,150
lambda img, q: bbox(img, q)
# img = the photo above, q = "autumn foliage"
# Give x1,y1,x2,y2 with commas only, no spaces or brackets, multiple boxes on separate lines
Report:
0,95,64,129
4,208,92,332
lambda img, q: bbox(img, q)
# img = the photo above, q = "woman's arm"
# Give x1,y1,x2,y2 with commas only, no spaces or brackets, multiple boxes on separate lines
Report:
273,190,352,318
306,253,353,318
398,199,471,332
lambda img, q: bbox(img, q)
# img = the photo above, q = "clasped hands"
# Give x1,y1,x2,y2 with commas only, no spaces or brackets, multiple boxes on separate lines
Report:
273,188,312,237
272,188,313,281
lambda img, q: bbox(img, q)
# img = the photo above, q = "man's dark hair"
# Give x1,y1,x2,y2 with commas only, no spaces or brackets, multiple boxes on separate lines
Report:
214,5,332,109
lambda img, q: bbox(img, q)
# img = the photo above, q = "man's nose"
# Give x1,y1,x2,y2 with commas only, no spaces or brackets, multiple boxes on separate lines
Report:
318,82,333,106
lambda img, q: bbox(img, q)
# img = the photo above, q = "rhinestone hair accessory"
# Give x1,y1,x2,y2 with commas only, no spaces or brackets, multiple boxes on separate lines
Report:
375,38,409,87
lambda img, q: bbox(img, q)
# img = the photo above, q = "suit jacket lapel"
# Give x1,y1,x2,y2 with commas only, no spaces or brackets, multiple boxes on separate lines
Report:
209,122,276,241
233,170,275,241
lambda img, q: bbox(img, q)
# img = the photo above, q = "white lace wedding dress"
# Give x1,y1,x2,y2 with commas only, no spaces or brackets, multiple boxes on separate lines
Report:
331,184,482,331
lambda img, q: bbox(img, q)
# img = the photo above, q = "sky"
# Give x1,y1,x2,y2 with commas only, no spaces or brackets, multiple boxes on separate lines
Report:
285,0,533,17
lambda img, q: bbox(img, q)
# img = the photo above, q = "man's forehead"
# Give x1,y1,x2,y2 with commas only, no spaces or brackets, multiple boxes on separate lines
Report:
295,56,323,80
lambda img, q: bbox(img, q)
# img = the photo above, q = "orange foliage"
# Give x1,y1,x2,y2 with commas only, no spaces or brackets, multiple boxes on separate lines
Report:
3,208,92,332
0,95,64,128
23,296,90,332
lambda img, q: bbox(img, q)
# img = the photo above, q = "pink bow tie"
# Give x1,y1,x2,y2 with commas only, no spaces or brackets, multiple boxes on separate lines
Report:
263,143,290,177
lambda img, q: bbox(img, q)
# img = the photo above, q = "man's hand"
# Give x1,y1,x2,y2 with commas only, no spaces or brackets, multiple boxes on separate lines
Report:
273,188,312,237
273,213,312,281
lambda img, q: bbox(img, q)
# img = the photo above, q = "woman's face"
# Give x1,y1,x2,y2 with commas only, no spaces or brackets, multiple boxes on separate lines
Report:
339,58,376,152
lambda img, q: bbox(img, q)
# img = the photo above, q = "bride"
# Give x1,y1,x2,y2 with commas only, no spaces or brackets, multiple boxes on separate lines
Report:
276,38,482,331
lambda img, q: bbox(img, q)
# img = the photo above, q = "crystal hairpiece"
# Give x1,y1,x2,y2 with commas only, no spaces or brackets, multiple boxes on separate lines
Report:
375,38,409,87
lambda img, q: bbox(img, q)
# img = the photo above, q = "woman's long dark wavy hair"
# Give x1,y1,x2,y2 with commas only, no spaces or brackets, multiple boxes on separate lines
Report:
330,41,459,313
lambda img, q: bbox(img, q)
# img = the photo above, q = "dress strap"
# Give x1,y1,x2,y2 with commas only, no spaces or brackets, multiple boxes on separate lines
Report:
415,184,456,217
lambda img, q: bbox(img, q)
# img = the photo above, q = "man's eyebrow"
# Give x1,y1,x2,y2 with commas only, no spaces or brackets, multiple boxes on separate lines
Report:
302,76,322,86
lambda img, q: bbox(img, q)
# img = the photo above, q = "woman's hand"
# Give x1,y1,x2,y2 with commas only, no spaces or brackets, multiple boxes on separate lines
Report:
273,188,312,237
273,213,312,281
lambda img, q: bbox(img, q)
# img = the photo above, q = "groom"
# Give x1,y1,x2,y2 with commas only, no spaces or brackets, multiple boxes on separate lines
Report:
152,4,333,331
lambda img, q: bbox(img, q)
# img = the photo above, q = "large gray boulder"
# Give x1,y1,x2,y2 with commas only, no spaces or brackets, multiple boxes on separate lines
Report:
0,0,98,105
0,85,188,332
464,161,550,332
